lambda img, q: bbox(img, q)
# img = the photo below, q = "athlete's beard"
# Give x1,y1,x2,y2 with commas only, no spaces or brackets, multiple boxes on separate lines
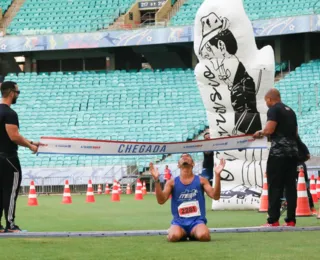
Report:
180,163,193,177
181,162,193,170
12,96,17,104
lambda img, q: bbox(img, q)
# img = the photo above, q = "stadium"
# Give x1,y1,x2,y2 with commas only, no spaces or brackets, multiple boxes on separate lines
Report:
0,0,320,259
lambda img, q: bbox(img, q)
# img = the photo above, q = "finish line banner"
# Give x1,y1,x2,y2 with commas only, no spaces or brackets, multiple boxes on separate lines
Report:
37,135,267,156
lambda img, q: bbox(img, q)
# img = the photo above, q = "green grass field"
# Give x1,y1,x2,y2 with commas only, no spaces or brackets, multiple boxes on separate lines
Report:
1,194,320,260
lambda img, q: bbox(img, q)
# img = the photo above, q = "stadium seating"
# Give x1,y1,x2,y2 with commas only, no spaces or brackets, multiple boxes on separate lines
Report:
4,69,208,170
275,60,320,155
171,0,318,26
1,0,12,14
7,0,136,35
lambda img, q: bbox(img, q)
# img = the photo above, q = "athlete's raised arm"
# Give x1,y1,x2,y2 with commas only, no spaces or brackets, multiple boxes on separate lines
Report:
150,162,174,205
201,158,225,200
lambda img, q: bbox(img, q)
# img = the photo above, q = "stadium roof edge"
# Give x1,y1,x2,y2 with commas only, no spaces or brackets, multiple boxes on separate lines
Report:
0,15,318,53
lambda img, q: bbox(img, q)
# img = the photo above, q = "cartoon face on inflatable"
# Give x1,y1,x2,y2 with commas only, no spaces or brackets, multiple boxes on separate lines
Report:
194,0,275,210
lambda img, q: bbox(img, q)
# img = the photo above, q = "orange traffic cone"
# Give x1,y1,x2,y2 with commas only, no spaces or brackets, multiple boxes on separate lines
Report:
317,204,320,219
259,173,268,213
310,175,318,203
105,183,110,195
97,184,102,195
28,180,38,206
62,180,72,204
135,179,143,200
126,184,132,194
111,180,120,202
86,180,95,203
296,169,312,217
316,176,320,199
142,181,147,195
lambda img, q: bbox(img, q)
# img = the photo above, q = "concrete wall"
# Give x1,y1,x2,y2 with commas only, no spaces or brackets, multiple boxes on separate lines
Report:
155,0,172,25
124,2,141,28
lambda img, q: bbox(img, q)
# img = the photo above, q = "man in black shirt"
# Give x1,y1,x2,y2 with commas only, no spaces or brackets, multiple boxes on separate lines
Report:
200,133,214,186
0,81,39,233
254,89,298,227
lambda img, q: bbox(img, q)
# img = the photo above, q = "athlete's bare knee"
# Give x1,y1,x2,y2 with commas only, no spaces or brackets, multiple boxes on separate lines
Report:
167,232,184,242
167,226,186,242
192,224,211,242
197,231,211,242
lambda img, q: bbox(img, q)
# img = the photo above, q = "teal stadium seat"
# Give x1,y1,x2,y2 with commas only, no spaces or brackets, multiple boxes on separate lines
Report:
4,69,208,168
7,0,136,35
0,0,12,14
275,60,320,155
170,0,319,26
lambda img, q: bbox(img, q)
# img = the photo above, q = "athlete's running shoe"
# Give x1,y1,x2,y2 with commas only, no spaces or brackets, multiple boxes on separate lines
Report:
283,221,296,227
261,221,280,227
6,225,22,233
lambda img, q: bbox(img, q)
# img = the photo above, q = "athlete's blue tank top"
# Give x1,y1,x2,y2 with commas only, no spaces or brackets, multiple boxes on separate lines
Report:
171,175,207,225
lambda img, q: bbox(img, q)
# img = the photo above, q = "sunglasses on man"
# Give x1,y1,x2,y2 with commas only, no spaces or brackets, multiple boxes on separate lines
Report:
11,89,20,94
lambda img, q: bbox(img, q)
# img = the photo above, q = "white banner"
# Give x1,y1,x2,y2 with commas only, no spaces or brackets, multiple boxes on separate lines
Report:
37,135,267,156
193,0,275,210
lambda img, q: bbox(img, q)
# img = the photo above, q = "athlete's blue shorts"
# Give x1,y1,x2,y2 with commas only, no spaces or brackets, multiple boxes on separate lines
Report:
171,219,206,237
